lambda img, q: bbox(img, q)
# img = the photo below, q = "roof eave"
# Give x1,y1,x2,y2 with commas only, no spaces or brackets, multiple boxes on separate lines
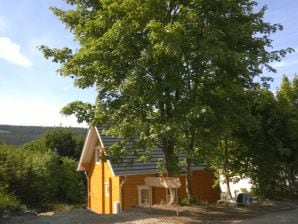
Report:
77,126,96,171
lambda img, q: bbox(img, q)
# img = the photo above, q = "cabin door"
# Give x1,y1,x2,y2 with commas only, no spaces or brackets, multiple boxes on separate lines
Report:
138,185,152,206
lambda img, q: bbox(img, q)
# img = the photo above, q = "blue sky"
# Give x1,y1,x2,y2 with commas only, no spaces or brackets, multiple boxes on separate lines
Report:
0,0,297,127
0,0,97,127
257,0,298,89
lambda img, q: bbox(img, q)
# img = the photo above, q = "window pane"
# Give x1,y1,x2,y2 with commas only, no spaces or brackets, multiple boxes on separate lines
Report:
141,189,149,204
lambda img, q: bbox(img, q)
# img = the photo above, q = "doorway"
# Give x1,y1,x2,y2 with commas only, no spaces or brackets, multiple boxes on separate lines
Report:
138,185,152,206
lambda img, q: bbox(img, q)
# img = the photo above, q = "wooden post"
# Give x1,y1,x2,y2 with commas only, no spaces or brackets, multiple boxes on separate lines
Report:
109,178,112,214
102,159,105,214
150,186,152,209
176,188,179,216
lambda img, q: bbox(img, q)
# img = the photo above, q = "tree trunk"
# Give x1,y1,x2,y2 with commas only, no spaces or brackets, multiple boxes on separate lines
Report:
225,172,232,200
162,139,175,176
185,157,196,202
162,138,177,205
184,129,196,203
221,138,232,200
288,165,296,191
168,188,176,205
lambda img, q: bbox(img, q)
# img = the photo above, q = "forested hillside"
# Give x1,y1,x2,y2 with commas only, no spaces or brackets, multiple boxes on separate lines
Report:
0,125,87,145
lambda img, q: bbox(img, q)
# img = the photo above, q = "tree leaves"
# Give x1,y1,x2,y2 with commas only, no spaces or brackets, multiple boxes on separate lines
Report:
41,1,292,179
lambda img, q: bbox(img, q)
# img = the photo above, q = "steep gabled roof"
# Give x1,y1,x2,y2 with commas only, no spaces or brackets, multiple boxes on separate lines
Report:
77,127,103,171
77,126,206,176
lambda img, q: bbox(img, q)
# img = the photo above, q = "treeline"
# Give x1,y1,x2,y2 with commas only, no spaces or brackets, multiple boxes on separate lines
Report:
0,128,86,215
204,75,298,199
0,125,87,146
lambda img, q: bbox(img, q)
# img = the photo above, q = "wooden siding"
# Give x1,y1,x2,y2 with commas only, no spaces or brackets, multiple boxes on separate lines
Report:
87,142,120,214
152,187,168,205
121,170,220,210
88,155,102,213
122,174,167,209
122,174,152,209
103,161,120,214
178,170,220,203
88,152,219,213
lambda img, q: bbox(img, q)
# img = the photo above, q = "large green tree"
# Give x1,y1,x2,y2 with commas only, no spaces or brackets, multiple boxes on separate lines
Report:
44,128,84,159
40,0,291,202
226,77,298,198
276,75,298,192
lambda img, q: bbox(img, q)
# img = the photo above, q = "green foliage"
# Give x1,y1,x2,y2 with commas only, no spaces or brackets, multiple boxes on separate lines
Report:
0,138,86,210
40,0,292,179
216,199,228,206
55,157,86,204
240,188,249,194
0,187,26,215
21,138,48,152
179,197,197,206
61,101,95,125
39,0,297,202
225,76,298,198
44,128,85,159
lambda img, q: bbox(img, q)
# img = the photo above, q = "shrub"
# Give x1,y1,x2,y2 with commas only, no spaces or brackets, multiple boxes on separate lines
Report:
216,199,227,206
0,188,26,216
56,157,86,204
179,197,197,206
0,143,86,210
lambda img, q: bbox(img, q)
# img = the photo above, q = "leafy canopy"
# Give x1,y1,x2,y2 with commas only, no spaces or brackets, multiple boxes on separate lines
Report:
40,0,292,175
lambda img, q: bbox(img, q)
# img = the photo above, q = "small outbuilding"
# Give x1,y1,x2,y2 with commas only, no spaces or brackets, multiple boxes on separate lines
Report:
77,126,220,214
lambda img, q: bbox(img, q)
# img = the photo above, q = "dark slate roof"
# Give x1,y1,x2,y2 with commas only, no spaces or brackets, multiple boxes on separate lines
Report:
112,150,164,176
97,125,121,148
97,126,163,176
96,126,206,176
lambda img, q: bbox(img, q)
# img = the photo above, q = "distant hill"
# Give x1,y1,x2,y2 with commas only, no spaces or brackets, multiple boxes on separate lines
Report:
0,124,87,146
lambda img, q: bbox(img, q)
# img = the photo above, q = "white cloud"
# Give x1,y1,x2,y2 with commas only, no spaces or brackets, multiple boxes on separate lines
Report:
0,97,87,128
0,37,32,67
271,58,298,69
271,61,287,68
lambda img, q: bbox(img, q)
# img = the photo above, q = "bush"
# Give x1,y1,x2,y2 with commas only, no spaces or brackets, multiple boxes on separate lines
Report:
56,157,86,204
0,142,86,210
0,188,26,216
216,199,227,206
179,197,197,206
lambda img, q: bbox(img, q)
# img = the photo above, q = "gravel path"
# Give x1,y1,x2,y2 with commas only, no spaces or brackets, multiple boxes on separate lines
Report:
1,209,176,224
242,208,298,224
2,200,298,224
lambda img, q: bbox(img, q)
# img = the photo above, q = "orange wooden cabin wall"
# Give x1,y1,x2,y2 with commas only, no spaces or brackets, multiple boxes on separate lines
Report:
121,170,220,210
86,144,219,214
87,145,120,214
122,174,157,209
178,170,220,203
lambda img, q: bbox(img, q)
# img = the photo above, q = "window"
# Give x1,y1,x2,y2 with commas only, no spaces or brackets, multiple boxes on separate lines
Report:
105,183,110,197
95,147,101,164
138,185,151,206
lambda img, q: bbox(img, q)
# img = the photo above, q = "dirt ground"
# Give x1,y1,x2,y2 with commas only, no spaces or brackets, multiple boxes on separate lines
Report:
2,200,298,224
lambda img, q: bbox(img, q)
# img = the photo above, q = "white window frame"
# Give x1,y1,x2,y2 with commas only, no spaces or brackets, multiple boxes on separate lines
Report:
137,185,152,206
95,146,101,164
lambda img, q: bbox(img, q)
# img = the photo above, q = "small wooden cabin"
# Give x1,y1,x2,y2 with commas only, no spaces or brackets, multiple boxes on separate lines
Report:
77,127,220,214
